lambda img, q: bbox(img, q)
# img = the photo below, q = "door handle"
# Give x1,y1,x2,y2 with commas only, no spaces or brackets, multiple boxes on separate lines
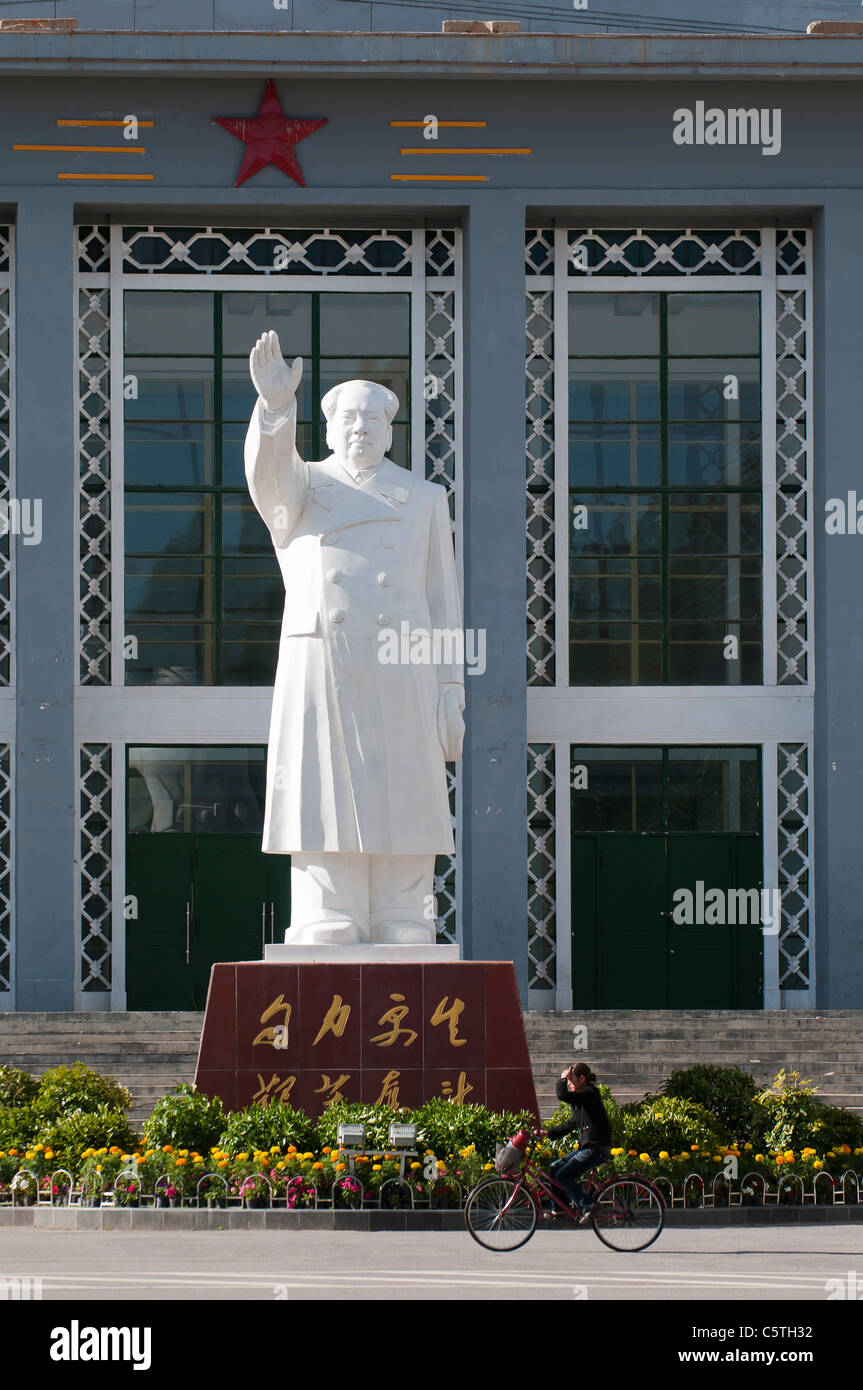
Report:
270,902,275,944
185,902,191,965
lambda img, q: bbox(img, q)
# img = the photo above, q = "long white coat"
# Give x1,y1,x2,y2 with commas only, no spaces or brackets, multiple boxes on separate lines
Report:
245,397,462,854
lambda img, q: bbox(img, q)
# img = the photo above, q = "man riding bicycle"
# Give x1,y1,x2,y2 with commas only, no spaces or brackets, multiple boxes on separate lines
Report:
542,1062,613,1222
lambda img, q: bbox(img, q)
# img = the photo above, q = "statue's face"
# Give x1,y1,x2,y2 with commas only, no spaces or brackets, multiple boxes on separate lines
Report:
326,382,391,469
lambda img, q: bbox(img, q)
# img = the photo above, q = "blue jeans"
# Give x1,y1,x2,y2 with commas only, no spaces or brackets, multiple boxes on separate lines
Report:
549,1145,612,1210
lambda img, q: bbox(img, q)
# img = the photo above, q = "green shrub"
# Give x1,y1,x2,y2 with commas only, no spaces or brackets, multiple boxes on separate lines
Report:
34,1063,132,1120
662,1064,759,1140
314,1101,410,1152
40,1106,138,1160
411,1098,534,1160
0,1065,39,1108
808,1102,863,1154
620,1096,719,1156
753,1070,826,1152
0,1103,38,1150
219,1101,317,1155
144,1084,226,1155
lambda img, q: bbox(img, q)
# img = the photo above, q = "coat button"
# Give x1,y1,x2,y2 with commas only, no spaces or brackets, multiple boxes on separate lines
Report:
377,572,390,587
329,608,345,624
376,613,391,626
326,568,342,583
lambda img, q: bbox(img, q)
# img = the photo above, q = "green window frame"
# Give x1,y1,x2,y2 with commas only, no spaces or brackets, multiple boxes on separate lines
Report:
124,289,411,686
568,291,762,687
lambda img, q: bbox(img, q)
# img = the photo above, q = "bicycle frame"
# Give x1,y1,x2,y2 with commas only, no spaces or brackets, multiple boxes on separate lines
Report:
499,1135,664,1227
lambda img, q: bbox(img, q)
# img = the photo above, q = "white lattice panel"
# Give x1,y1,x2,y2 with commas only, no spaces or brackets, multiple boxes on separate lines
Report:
526,287,555,687
566,228,762,276
527,743,556,991
77,286,111,685
777,742,811,991
79,744,112,993
775,261,811,686
121,226,414,276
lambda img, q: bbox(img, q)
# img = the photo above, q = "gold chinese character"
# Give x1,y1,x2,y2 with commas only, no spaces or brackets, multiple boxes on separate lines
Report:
253,1073,297,1105
430,995,467,1047
373,1069,401,1107
441,1071,474,1104
252,993,292,1048
369,993,418,1048
314,1073,352,1106
312,994,352,1046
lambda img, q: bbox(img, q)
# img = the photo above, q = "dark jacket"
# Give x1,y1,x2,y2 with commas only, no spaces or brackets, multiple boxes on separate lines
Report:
547,1078,612,1150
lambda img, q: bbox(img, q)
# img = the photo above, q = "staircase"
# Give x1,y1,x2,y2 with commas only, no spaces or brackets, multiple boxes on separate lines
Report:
2,1009,863,1131
524,1010,863,1120
0,1013,203,1130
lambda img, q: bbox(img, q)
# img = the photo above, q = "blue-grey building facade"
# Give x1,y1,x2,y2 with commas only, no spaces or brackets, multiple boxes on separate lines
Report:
0,15,860,1014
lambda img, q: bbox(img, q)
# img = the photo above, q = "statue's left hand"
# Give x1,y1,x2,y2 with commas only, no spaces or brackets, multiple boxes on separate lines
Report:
436,685,465,762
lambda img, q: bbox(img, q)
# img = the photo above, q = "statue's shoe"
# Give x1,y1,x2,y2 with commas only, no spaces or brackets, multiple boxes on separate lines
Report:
370,921,436,946
284,920,361,945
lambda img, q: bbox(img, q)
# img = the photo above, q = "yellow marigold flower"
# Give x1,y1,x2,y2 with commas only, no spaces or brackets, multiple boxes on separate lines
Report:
0,1151,5,1158
826,1151,836,1159
287,1146,297,1155
33,1143,44,1152
610,1148,623,1156
24,1151,35,1160
44,1149,54,1160
277,1161,286,1170
436,1160,446,1171
425,1149,434,1156
175,1158,187,1167
162,1145,173,1154
744,1142,753,1151
313,1162,324,1170
483,1163,494,1171
755,1154,764,1163
784,1151,794,1161
658,1151,669,1160
813,1160,824,1169
236,1153,249,1162
372,1164,382,1171
303,1152,314,1160
855,1148,863,1157
357,1155,369,1164
322,1146,331,1155
335,1162,346,1172
638,1153,650,1163
217,1160,228,1169
410,1162,421,1169
712,1155,722,1163
98,1148,108,1156
840,1144,852,1155
178,1149,189,1157
109,1146,121,1155
194,1156,204,1164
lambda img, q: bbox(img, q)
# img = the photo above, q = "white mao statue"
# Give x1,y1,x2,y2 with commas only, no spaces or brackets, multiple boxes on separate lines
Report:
245,331,465,946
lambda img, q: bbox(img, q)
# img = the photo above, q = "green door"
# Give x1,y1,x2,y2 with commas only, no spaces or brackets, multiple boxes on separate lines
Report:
127,834,290,1009
571,746,763,1009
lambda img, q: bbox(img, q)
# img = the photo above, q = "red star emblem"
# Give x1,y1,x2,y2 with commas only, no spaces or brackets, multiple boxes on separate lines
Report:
213,80,327,188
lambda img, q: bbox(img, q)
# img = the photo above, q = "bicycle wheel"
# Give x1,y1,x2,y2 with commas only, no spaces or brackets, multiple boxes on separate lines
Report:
589,1176,664,1253
464,1176,539,1252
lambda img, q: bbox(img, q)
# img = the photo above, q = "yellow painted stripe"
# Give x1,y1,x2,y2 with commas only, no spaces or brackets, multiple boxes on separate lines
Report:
399,147,530,155
390,120,486,128
57,119,155,128
15,144,146,153
390,173,488,182
57,172,155,181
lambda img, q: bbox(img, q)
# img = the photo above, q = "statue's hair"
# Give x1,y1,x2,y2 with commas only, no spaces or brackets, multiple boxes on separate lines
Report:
321,379,399,425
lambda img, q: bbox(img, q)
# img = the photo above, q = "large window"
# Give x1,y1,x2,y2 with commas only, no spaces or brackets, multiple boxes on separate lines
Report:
124,290,411,685
568,292,761,685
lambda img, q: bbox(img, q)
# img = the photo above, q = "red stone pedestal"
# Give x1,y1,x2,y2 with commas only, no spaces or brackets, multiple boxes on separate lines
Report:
194,960,538,1118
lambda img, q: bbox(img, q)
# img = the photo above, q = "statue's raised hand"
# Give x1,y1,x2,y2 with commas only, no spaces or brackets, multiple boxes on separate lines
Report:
250,330,303,413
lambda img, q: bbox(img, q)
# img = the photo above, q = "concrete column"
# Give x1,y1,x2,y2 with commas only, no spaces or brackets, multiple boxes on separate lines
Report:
460,198,529,998
15,193,77,1008
813,193,863,1009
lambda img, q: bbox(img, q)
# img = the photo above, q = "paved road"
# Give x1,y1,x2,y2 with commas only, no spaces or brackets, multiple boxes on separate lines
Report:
0,1227,861,1300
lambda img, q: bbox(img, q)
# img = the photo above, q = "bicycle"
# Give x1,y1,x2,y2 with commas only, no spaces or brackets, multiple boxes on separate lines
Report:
464,1129,665,1253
